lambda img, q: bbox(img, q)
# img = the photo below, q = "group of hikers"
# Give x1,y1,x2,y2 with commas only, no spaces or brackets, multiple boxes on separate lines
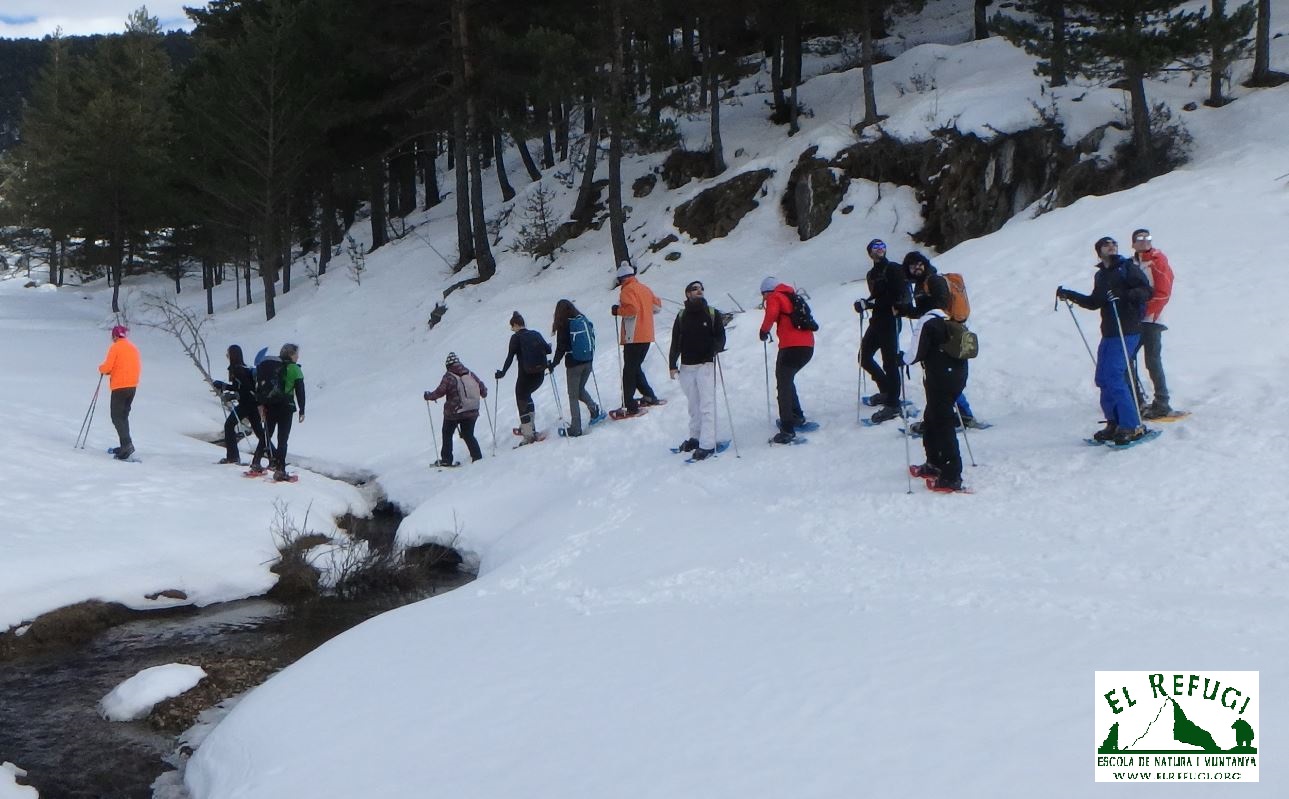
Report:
91,227,1176,493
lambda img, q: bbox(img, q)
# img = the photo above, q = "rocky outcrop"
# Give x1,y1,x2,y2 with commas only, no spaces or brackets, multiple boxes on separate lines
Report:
782,146,850,241
673,168,774,244
660,149,718,189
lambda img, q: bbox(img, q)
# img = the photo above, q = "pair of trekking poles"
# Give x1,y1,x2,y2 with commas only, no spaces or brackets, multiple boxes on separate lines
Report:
1056,287,1147,425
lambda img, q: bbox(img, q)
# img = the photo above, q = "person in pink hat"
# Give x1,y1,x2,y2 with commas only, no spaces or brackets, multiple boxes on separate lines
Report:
99,325,141,460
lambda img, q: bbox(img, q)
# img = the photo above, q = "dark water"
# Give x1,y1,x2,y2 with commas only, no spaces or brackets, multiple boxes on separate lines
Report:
0,576,470,799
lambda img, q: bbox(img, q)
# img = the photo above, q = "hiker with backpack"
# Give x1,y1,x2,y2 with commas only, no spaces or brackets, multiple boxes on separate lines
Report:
550,299,604,437
424,352,487,465
611,261,664,417
668,280,727,460
251,343,306,481
901,251,986,432
1129,228,1176,419
496,311,552,445
1056,237,1153,445
98,324,141,461
212,344,266,466
905,308,971,493
853,239,910,425
759,276,815,445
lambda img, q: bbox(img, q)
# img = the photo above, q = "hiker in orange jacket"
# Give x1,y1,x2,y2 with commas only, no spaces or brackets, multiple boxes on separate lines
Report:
611,262,662,416
98,325,141,460
1130,228,1176,418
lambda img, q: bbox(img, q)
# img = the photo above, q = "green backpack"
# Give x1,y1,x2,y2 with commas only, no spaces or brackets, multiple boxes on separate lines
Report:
940,319,979,360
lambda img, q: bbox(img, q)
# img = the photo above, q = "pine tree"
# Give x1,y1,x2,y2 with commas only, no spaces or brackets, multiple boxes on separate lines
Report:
993,1,1072,88
1200,0,1256,106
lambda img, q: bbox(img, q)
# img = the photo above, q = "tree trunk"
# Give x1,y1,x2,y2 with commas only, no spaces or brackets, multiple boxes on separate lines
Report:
537,104,556,168
681,24,695,81
367,156,388,251
648,25,667,123
319,179,336,275
1049,0,1068,87
1251,0,1271,83
204,256,214,315
110,223,122,314
555,100,570,162
1207,0,1229,106
395,147,416,217
770,35,786,118
243,256,253,306
607,0,629,267
860,0,880,124
787,13,801,136
493,130,516,201
974,0,991,40
281,240,291,294
453,102,474,268
458,0,496,279
706,18,726,174
572,95,600,224
1126,63,1153,174
424,135,442,209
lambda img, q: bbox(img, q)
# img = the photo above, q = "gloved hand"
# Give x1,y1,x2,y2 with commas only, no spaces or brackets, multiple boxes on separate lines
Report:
547,360,555,373
611,304,620,316
494,369,505,380
1105,290,1119,303
213,380,226,392
759,330,770,342
1055,288,1071,302
853,300,866,314
423,391,433,401
221,391,238,403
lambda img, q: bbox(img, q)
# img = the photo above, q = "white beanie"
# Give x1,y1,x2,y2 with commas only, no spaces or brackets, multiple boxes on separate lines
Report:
616,262,635,280
759,276,778,294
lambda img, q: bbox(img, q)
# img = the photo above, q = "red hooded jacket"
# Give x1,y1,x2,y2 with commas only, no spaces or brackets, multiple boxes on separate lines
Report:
759,283,815,348
1135,248,1174,323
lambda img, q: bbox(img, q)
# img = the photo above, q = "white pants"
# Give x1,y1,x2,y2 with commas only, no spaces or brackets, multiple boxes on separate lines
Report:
678,362,717,450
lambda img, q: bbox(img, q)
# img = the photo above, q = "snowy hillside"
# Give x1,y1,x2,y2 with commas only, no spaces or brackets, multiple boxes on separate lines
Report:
3,8,1289,798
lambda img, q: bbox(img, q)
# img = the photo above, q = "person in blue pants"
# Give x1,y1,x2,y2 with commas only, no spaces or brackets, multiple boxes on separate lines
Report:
1056,237,1153,445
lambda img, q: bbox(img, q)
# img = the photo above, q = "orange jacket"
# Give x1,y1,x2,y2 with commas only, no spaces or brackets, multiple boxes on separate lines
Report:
99,338,141,390
617,276,661,344
1136,248,1174,323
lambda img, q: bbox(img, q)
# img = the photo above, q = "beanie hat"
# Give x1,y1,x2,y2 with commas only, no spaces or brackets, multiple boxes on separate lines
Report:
1094,236,1117,255
445,352,460,368
902,251,930,268
616,261,635,280
110,325,128,339
759,276,778,294
867,239,887,252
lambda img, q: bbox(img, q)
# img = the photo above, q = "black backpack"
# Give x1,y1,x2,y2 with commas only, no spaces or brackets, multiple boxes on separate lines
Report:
254,356,288,405
787,291,820,332
518,330,550,375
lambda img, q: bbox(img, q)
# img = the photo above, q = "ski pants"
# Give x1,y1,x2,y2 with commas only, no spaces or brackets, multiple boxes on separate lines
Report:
564,360,597,435
860,314,901,403
224,403,266,461
1095,335,1141,429
775,346,813,434
923,366,968,484
622,343,657,413
442,416,483,463
955,393,974,420
257,405,294,470
1131,322,1169,407
109,387,135,451
678,361,718,450
515,370,544,427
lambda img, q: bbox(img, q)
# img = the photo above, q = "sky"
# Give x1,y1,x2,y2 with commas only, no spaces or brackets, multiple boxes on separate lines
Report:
0,2,194,39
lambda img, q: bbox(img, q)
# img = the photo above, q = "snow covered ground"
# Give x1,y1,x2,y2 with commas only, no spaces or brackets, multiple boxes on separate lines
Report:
3,6,1288,797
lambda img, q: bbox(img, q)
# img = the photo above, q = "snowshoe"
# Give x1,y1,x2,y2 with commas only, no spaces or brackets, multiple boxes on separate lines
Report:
218,457,242,465
776,419,820,433
926,476,971,494
272,470,299,483
639,397,667,407
608,407,648,421
909,463,940,479
1107,428,1162,450
672,438,699,453
683,441,731,463
1146,410,1189,423
432,460,461,468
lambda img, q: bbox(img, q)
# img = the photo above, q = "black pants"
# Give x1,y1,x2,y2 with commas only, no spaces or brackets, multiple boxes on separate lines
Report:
256,405,294,470
923,368,968,483
515,371,544,425
224,404,266,461
110,387,135,450
775,346,813,434
860,314,902,403
1131,321,1169,408
622,343,656,412
442,416,483,463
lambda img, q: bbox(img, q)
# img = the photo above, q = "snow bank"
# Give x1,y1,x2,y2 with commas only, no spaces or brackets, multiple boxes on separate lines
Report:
0,764,37,799
98,663,207,722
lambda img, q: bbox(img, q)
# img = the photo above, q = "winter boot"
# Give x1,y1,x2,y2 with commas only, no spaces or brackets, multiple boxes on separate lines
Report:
247,462,267,475
908,421,925,436
930,475,966,492
865,392,889,406
1142,402,1173,420
519,418,537,444
961,416,987,429
690,447,716,461
114,445,135,461
911,463,940,478
870,404,902,424
1092,422,1117,443
218,457,242,465
272,469,291,482
1112,425,1147,446
677,437,699,453
770,431,796,445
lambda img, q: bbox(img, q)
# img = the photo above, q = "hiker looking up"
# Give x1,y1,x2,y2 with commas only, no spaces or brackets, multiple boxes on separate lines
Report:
1129,228,1176,419
668,280,727,460
854,239,910,424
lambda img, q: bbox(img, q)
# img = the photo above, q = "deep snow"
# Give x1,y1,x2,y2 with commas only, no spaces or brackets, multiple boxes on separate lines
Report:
3,5,1288,797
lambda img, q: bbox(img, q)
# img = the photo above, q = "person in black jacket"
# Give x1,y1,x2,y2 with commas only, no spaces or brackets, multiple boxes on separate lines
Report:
668,280,727,460
854,239,911,423
906,310,969,492
212,344,266,465
1056,237,1153,444
496,311,552,444
902,251,984,431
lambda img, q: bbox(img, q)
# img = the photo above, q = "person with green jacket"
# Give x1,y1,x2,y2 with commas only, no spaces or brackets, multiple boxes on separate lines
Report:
251,343,306,481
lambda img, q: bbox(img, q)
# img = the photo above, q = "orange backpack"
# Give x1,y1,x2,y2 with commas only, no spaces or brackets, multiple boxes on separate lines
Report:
943,273,970,322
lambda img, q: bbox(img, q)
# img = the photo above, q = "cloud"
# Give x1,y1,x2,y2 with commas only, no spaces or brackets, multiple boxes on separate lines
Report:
0,4,193,39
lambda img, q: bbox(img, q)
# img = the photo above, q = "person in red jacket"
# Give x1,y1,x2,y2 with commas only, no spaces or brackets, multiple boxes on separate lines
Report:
98,324,141,460
1130,228,1175,418
758,276,814,444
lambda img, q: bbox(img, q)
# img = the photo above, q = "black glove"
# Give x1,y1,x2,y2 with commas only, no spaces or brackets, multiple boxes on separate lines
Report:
423,391,433,401
759,330,770,342
547,360,555,373
221,391,237,403
611,304,620,316
853,300,865,314
494,369,505,380
213,380,226,392
1055,288,1071,301
1105,290,1119,303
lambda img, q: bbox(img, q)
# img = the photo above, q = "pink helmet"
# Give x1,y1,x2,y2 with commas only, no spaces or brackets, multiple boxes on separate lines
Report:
111,325,128,339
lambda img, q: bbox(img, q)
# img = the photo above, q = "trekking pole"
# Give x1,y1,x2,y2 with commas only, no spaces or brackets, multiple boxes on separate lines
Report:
954,405,977,467
590,367,604,411
547,368,567,433
1057,288,1097,367
425,399,440,457
762,338,773,430
715,355,741,458
615,340,625,409
488,378,500,456
76,375,104,448
901,364,914,495
1109,297,1145,424
857,308,867,423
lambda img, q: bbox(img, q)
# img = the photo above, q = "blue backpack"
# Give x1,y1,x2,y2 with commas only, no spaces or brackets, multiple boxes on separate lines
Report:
569,315,596,362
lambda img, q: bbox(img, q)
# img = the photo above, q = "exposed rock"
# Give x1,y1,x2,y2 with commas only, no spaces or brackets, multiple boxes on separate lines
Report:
145,589,189,601
665,251,682,261
782,147,851,241
648,234,678,253
632,173,657,198
673,168,774,244
661,149,718,189
1,600,138,660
